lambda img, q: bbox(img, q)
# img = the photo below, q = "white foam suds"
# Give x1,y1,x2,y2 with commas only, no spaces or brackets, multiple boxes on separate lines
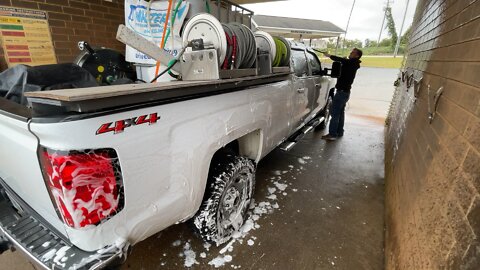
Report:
53,246,70,267
41,249,56,262
298,158,306,164
203,242,212,251
209,256,230,268
266,194,277,200
274,182,288,191
167,163,296,268
219,240,235,254
183,242,198,267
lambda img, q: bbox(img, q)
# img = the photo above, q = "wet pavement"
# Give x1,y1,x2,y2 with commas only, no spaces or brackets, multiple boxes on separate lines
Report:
119,114,385,270
1,67,393,269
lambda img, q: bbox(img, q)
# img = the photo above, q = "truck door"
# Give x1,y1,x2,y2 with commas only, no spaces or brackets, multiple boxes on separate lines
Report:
306,51,329,118
291,48,310,130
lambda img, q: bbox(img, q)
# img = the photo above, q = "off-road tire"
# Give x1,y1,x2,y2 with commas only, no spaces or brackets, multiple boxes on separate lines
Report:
193,153,256,246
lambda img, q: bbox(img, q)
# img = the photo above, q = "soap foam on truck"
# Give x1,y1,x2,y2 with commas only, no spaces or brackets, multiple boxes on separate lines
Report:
0,9,340,270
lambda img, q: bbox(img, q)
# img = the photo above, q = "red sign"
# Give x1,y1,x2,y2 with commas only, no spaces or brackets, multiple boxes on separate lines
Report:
8,57,32,63
1,30,25,37
5,44,28,50
7,51,30,56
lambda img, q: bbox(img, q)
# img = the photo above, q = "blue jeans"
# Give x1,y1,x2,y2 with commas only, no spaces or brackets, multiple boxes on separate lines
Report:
329,90,350,137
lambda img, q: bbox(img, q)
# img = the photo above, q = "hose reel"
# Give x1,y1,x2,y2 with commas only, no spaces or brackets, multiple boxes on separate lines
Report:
254,31,290,68
181,13,257,70
272,36,291,67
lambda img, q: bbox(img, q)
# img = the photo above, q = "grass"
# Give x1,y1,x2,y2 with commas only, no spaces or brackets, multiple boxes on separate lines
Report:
358,56,403,69
360,46,406,55
320,56,403,69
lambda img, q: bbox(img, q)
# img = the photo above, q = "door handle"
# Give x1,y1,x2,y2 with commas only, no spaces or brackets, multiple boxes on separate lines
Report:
297,88,306,93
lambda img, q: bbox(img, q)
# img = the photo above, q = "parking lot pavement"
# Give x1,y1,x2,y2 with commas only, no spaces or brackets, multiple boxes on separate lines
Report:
1,67,394,270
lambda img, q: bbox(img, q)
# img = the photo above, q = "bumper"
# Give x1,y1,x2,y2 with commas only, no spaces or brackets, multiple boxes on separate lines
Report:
0,179,129,270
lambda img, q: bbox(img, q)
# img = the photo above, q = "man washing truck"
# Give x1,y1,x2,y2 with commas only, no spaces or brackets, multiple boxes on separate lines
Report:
321,48,362,141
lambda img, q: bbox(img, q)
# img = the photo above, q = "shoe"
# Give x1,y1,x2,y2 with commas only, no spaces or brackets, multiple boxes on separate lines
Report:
321,134,337,141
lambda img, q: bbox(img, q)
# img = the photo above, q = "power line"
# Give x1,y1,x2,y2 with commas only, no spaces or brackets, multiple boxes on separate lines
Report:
394,0,410,57
342,0,357,55
377,0,393,46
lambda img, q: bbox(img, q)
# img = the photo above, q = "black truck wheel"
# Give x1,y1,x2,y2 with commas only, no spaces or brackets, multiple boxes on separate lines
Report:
193,153,256,245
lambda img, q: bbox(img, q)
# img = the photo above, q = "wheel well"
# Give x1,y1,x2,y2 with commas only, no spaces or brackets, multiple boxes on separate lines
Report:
224,140,240,156
201,130,261,209
212,130,262,166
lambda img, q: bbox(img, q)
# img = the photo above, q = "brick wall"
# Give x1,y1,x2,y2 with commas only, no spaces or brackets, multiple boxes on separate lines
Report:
0,0,125,70
385,0,480,269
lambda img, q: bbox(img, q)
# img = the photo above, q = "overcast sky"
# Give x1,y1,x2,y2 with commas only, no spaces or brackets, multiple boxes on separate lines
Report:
243,0,419,42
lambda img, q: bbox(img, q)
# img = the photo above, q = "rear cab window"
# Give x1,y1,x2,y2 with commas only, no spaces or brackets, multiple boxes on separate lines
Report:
291,49,308,77
306,51,322,76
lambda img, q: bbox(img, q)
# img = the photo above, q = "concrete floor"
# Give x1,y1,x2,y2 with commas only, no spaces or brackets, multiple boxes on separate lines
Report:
119,114,385,270
0,67,395,269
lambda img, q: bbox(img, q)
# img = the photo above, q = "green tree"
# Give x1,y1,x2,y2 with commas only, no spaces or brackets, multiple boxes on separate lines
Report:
400,24,412,45
379,38,392,47
385,6,398,48
344,39,362,48
364,39,378,47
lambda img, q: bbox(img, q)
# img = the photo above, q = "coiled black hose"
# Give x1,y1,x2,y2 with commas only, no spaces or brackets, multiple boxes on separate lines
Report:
221,23,256,69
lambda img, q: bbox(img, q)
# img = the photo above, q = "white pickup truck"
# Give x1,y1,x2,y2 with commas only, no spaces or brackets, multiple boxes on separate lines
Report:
0,41,337,269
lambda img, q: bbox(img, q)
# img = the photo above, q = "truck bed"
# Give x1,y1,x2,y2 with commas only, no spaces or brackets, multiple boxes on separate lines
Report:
25,72,290,116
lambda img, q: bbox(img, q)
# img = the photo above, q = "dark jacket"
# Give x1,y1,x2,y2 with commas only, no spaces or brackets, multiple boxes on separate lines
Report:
330,55,361,92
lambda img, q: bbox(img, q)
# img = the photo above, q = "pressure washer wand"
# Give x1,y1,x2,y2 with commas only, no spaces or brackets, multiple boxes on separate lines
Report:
312,48,328,54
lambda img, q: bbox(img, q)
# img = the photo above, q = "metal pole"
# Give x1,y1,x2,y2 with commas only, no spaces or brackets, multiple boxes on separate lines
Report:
377,0,390,47
394,0,410,57
377,0,391,47
342,0,356,55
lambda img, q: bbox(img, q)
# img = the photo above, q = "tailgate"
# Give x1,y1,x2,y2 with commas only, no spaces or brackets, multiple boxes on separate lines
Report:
0,113,67,237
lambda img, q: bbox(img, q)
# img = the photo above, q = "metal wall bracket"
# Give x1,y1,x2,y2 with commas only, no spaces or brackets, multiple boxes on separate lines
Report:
413,77,423,98
427,85,444,123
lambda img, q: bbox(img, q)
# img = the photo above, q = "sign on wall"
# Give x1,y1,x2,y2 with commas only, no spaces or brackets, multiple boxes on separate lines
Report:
0,6,57,67
124,0,189,64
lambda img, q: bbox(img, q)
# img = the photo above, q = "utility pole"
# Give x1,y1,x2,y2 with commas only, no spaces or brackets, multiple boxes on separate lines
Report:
394,0,410,57
377,0,393,47
342,0,356,55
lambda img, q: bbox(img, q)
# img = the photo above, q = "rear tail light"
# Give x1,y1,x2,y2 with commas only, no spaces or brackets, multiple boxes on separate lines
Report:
39,148,124,228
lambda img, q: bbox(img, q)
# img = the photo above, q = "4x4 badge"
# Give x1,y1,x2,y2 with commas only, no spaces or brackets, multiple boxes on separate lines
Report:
96,113,160,135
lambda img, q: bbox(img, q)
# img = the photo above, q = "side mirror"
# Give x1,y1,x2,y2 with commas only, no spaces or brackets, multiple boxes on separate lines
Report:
330,61,342,78
323,61,342,78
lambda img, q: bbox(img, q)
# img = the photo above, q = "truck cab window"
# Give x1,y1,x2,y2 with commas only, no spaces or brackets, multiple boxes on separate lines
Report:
291,49,308,77
307,52,322,76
